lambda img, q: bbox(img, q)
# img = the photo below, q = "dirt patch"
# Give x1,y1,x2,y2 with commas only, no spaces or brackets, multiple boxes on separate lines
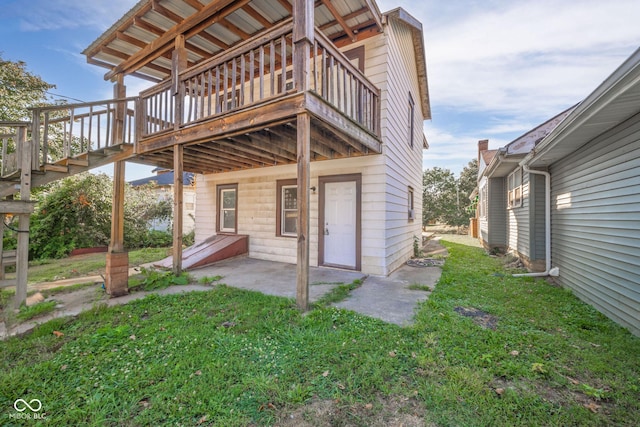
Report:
489,378,613,415
276,395,431,427
407,258,445,268
454,306,498,329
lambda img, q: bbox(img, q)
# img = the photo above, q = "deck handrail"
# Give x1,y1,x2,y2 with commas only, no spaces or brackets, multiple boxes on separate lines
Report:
139,20,381,139
29,97,138,170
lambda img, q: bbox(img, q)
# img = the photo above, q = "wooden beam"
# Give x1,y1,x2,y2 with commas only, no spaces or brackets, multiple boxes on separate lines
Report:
173,145,184,274
137,94,304,153
296,112,311,311
276,0,293,14
14,126,30,308
0,200,35,214
320,0,355,41
242,4,274,29
105,0,241,80
216,18,251,41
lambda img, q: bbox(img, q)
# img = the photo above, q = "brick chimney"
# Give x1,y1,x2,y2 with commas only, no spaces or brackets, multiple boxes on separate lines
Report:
478,139,489,165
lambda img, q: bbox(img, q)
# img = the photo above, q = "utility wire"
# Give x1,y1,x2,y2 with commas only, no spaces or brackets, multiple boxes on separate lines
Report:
45,91,85,103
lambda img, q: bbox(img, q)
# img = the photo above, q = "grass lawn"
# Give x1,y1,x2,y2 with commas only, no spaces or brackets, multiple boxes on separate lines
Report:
1,240,639,426
8,247,170,285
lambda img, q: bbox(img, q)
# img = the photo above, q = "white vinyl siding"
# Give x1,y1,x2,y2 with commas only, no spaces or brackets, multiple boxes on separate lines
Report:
507,171,530,258
194,23,426,276
550,113,640,336
196,155,388,274
377,18,424,273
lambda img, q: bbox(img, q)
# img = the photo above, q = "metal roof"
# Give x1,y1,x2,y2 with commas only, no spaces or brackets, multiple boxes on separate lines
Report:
83,0,383,82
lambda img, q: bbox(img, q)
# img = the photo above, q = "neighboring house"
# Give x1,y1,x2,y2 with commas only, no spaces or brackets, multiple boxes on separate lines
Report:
193,7,430,276
477,107,575,268
478,47,640,336
129,169,196,234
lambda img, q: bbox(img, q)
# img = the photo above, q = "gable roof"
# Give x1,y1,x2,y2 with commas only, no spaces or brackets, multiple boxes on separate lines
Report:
129,171,195,187
482,107,575,178
526,47,640,167
384,8,431,120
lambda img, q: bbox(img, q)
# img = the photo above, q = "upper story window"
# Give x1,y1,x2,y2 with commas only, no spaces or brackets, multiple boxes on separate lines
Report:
508,168,523,208
408,92,415,148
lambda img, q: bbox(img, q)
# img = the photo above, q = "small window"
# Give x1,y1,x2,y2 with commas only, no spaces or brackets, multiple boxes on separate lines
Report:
276,179,297,237
508,168,523,208
480,182,488,218
408,186,415,221
408,93,415,148
217,184,237,233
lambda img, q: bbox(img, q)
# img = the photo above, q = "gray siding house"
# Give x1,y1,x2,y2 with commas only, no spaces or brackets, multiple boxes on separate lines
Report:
478,47,640,336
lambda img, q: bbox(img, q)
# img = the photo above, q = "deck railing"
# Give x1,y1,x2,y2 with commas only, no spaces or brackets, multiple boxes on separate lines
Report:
31,98,137,168
311,30,380,136
139,19,380,139
0,122,29,178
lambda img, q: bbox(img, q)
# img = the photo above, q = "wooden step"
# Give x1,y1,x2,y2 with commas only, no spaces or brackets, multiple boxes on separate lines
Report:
67,158,90,167
43,164,69,173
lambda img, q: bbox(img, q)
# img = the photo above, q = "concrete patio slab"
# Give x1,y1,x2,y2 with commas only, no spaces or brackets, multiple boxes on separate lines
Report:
333,264,442,326
188,257,366,303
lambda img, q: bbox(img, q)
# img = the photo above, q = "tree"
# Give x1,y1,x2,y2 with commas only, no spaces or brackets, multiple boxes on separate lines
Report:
422,159,479,229
29,173,173,259
422,167,457,225
0,54,54,121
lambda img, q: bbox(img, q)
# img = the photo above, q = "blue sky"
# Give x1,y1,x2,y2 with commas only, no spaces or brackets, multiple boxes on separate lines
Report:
2,0,640,180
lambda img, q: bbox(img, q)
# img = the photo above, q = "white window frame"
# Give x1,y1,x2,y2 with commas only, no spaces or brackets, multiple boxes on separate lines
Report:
218,186,237,233
480,182,488,218
280,184,298,237
408,186,415,221
408,92,415,148
508,168,523,208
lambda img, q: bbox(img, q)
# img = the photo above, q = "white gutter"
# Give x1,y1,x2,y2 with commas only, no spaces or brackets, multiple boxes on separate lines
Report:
512,166,559,278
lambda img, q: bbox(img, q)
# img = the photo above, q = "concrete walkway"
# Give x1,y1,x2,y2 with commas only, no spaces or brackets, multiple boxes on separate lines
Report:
2,239,450,338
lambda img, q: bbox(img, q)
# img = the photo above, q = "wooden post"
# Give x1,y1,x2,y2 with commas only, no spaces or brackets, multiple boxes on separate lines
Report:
15,126,30,308
173,145,184,274
293,0,314,311
106,75,129,297
0,212,5,281
296,112,311,311
293,0,314,92
173,35,187,129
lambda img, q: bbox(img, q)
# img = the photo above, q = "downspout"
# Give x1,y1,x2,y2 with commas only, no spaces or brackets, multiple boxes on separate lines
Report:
512,166,560,277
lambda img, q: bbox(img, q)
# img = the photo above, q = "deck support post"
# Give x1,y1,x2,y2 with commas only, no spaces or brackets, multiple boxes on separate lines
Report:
172,145,184,275
106,75,129,297
14,126,30,308
294,0,314,311
296,112,311,311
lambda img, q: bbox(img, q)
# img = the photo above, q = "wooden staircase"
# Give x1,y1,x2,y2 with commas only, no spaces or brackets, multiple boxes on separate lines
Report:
0,97,140,305
0,97,139,197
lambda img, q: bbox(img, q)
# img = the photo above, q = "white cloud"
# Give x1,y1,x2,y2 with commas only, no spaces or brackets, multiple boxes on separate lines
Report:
12,0,136,32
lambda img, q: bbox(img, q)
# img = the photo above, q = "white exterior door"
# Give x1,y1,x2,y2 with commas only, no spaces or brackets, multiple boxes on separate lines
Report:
323,180,357,268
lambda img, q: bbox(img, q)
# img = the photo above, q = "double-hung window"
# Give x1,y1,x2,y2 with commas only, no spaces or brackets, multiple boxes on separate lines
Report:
508,168,523,208
217,184,237,233
277,179,297,237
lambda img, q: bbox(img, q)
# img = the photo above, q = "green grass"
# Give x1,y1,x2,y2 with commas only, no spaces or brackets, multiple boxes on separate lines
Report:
1,241,638,426
313,279,363,307
6,247,170,284
15,301,57,321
